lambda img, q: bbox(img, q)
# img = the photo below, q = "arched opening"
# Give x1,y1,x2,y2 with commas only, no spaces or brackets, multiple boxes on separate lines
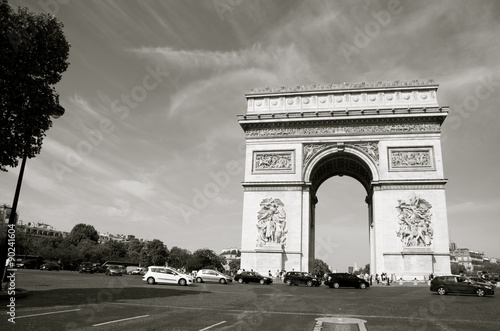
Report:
306,149,376,274
315,176,369,272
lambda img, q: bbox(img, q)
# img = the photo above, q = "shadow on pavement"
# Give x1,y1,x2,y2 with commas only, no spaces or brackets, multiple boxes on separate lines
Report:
13,287,210,308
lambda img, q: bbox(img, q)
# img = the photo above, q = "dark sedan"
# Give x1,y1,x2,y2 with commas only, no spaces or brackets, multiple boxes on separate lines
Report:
40,262,61,271
283,271,321,287
234,271,272,285
324,273,369,289
430,275,494,297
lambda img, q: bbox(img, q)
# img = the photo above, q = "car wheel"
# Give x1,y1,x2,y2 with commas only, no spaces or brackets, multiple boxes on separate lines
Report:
219,278,226,284
333,282,340,289
196,277,203,283
307,281,313,287
260,279,265,285
315,284,320,287
179,278,187,286
286,279,292,286
359,283,367,289
437,286,446,295
476,288,486,297
238,278,244,284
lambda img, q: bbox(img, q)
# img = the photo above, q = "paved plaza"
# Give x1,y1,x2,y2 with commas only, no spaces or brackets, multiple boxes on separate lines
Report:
1,269,498,331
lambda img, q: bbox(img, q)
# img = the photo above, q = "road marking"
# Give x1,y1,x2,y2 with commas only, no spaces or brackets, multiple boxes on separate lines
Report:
199,321,227,330
92,314,149,327
16,308,82,319
314,317,367,331
104,302,500,327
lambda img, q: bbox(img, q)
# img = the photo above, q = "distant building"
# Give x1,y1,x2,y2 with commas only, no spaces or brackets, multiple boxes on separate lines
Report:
19,222,69,238
221,247,241,262
98,232,136,244
1,204,18,223
451,247,484,272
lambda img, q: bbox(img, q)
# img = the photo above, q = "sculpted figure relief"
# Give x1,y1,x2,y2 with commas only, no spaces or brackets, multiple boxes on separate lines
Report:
396,195,433,247
391,151,431,167
256,198,287,248
255,153,292,170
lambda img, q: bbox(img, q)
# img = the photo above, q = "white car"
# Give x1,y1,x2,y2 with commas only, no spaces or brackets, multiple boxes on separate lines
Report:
143,266,193,286
196,269,233,284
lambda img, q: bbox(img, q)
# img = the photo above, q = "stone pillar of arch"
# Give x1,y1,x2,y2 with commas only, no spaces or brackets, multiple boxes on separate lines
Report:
238,80,451,279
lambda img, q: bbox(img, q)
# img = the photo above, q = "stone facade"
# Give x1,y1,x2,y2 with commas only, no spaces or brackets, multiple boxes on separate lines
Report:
238,80,451,279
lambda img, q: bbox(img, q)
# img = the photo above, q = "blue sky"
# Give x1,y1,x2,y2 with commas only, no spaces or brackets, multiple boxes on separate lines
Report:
2,0,500,271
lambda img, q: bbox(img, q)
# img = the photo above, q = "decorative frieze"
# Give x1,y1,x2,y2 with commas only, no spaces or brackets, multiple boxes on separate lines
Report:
246,123,440,138
396,195,433,247
389,147,435,171
253,150,295,173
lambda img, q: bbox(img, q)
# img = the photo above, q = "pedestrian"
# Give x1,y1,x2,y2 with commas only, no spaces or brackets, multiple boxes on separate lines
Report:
376,273,379,284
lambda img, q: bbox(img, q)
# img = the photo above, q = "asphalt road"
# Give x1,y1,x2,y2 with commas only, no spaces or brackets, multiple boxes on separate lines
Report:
1,269,499,331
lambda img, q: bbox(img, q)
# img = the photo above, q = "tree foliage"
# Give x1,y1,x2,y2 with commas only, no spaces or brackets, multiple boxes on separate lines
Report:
140,239,169,267
228,259,241,275
189,249,226,272
0,0,70,171
168,246,192,270
313,258,331,278
68,223,99,245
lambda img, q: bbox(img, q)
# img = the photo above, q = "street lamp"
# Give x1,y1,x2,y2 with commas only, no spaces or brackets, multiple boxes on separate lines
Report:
1,105,65,284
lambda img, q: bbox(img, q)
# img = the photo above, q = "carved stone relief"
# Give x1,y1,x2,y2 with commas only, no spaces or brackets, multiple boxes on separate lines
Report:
354,142,379,165
303,142,379,166
303,144,326,164
253,151,294,172
389,147,434,170
396,195,433,247
246,123,440,137
256,198,287,248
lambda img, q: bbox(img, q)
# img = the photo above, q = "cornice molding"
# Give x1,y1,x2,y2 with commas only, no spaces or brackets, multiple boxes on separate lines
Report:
246,79,438,95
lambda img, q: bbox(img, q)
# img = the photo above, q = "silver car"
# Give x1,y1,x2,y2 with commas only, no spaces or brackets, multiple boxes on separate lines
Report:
196,269,232,284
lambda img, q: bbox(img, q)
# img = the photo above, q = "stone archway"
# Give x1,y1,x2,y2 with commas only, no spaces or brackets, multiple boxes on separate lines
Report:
304,145,377,273
238,80,451,279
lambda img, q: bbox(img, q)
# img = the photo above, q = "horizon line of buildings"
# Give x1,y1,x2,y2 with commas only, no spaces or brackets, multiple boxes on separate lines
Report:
1,204,146,244
3,205,499,270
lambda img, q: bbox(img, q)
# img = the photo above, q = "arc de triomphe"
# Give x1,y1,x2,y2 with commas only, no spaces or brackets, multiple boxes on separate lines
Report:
237,80,451,279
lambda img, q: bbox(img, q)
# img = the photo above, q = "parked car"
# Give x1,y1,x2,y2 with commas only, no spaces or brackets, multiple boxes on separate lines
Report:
40,262,61,271
79,262,96,274
143,266,193,286
324,273,369,289
430,275,495,297
196,269,233,284
16,259,39,269
105,265,123,276
468,277,497,288
283,271,321,287
128,267,146,275
234,271,273,285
